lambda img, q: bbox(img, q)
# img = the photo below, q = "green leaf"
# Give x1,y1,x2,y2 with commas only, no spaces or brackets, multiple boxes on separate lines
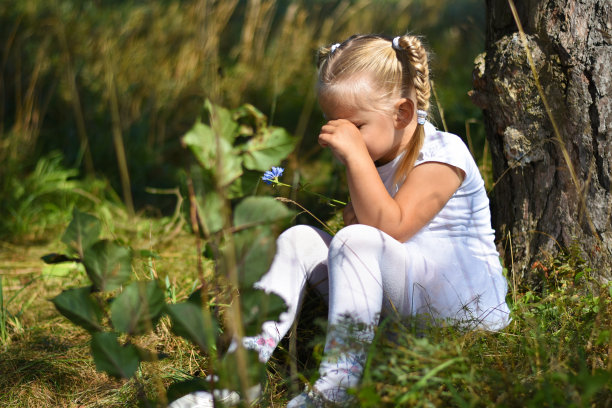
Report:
90,332,140,378
226,170,262,199
110,280,165,335
182,120,243,187
231,198,294,288
233,226,277,289
240,288,287,337
182,121,215,170
233,103,267,131
189,167,225,234
136,249,161,259
205,99,239,144
199,190,225,234
186,288,204,306
217,345,267,387
242,127,296,171
166,301,217,353
51,286,103,332
233,196,294,228
82,240,132,291
61,209,101,257
41,253,80,264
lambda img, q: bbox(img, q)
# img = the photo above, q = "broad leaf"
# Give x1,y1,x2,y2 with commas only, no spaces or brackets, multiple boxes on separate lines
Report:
233,196,294,228
41,253,80,264
226,170,262,199
61,209,101,257
51,286,103,332
217,344,267,388
242,127,296,171
82,240,132,291
205,99,239,144
110,280,165,335
166,301,217,353
183,120,243,187
233,226,277,289
233,103,267,131
182,121,215,171
192,189,225,235
240,288,287,337
189,168,225,234
231,198,293,288
186,288,205,306
90,332,140,378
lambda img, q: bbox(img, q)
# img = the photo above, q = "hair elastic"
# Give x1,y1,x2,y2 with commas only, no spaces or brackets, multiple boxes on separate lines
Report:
392,36,401,51
330,43,341,53
417,110,427,125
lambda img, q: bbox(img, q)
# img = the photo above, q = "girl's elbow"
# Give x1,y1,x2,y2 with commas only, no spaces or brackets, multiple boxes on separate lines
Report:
380,220,414,242
393,228,416,243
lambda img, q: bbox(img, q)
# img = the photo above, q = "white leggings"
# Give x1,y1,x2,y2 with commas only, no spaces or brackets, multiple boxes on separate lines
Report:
242,224,510,401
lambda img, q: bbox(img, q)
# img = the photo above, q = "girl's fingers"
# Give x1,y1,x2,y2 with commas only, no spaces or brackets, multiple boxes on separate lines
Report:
318,132,331,147
320,124,337,134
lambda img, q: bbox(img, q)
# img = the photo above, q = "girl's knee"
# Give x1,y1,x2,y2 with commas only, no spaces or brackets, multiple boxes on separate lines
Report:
278,224,328,244
331,224,387,251
275,225,332,259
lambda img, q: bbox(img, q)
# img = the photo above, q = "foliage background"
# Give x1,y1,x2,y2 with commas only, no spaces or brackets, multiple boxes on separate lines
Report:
6,1,609,408
0,0,486,233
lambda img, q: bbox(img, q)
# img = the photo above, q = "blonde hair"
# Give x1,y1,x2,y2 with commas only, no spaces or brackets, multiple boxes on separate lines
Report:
317,34,431,183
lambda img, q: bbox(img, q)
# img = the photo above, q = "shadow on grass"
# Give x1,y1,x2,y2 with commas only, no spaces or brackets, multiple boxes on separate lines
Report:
0,332,125,407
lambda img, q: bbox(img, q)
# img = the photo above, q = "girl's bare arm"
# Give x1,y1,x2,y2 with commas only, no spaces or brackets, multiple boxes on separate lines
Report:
345,158,463,242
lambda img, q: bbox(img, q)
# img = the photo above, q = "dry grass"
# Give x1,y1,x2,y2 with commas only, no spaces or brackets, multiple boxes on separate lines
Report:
0,229,211,407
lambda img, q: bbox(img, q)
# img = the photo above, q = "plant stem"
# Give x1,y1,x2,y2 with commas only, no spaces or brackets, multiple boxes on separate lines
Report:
274,181,346,206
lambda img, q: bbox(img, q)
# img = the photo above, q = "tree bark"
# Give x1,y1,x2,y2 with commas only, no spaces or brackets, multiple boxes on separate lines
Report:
470,0,611,283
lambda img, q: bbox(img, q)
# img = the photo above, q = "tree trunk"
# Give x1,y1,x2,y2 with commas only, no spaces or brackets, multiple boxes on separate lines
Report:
470,0,611,284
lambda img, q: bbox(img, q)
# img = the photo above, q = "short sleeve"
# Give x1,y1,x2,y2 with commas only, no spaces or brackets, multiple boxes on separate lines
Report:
414,125,471,175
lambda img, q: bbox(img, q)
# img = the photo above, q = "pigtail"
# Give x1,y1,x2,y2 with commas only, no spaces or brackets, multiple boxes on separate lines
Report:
317,45,333,69
317,40,347,71
392,35,431,185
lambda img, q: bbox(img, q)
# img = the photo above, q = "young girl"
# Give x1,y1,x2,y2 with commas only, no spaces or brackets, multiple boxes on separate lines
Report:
171,33,510,408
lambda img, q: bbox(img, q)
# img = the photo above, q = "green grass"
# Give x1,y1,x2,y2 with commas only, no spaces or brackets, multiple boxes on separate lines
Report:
0,3,609,404
1,214,610,407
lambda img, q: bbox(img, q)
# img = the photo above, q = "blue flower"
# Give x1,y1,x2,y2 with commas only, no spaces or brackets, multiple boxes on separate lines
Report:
262,167,284,184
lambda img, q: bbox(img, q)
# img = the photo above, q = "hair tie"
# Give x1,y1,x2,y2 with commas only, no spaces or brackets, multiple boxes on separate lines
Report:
330,43,340,53
416,109,427,125
392,36,401,51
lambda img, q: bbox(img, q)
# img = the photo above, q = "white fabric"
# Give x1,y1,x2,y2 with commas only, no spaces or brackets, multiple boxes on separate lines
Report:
241,123,510,403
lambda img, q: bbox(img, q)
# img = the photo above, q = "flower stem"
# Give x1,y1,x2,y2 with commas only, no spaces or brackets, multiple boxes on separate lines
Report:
274,181,346,206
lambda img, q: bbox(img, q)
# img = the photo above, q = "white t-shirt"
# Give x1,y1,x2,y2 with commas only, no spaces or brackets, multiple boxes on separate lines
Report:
376,122,509,329
376,122,500,258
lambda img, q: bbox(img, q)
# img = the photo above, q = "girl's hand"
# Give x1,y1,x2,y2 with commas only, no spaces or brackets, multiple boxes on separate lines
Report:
318,119,369,165
343,202,358,226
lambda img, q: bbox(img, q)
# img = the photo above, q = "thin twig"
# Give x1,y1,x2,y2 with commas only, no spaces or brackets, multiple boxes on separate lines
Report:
430,80,448,132
274,197,336,236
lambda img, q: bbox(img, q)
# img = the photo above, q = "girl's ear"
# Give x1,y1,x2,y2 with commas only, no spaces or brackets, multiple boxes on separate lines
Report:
393,98,415,129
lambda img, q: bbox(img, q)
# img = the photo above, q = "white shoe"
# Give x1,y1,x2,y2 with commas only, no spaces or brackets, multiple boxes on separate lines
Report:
167,384,261,408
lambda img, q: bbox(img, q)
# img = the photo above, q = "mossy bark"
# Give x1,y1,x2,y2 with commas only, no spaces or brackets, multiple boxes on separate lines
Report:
470,0,611,283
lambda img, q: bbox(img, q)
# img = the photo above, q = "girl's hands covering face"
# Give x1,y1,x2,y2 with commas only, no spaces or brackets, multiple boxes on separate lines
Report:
318,119,370,165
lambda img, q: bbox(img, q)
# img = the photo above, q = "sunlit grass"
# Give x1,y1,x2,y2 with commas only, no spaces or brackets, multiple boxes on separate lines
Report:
1,202,610,407
0,1,610,407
